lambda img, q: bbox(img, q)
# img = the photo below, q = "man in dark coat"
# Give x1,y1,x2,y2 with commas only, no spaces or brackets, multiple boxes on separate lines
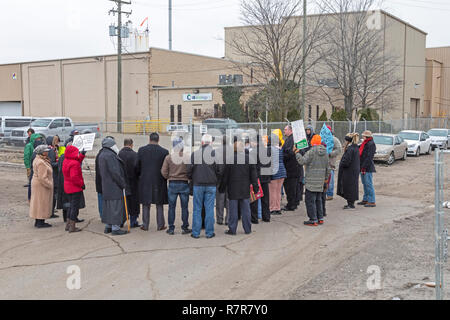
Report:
98,137,128,236
220,139,259,235
137,132,169,231
187,134,223,239
119,138,141,228
64,129,80,147
282,125,303,211
359,130,377,207
337,133,360,209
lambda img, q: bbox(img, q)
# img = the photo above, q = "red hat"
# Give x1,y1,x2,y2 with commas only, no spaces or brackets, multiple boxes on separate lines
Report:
326,125,332,133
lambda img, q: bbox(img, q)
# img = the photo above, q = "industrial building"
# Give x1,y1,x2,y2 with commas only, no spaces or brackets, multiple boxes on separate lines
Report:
0,10,448,127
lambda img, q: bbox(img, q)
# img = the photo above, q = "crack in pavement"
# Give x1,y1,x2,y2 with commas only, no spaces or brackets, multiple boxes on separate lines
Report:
146,264,160,299
0,231,257,272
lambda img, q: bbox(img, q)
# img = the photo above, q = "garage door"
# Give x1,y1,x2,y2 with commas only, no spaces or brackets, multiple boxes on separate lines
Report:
0,102,22,116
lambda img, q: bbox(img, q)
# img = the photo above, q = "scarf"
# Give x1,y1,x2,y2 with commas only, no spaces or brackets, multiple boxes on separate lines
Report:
359,137,372,157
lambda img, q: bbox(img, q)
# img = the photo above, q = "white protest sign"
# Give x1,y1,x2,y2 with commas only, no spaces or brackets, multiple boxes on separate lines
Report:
292,120,309,149
72,133,96,151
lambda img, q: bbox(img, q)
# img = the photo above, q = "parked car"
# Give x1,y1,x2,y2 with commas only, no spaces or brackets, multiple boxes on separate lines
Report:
373,133,408,165
202,118,239,135
427,128,450,150
10,117,100,146
0,116,35,145
398,130,432,157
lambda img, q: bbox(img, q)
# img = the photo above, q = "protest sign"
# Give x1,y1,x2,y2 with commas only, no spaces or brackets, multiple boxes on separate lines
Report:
320,124,334,154
292,120,308,149
72,133,96,151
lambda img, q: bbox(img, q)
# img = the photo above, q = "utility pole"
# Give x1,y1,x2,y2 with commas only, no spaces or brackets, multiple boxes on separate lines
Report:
109,0,132,133
300,0,307,120
169,0,173,50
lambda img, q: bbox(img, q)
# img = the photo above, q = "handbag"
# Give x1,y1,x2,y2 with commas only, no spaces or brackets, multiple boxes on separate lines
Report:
250,179,264,203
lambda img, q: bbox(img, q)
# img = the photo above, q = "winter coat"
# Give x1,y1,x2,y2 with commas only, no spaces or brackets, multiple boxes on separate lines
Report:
46,137,59,192
118,147,139,194
56,154,85,210
187,144,223,186
24,133,43,169
118,147,140,216
295,145,330,193
304,124,315,153
337,144,360,202
219,151,258,200
98,147,128,201
161,152,190,182
256,144,272,184
329,136,343,170
62,145,85,194
271,146,287,181
29,155,53,220
137,144,169,205
95,149,103,194
282,134,303,178
360,138,376,173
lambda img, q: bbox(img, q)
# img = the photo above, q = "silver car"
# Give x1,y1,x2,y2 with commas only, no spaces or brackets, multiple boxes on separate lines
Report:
373,133,408,165
427,128,450,150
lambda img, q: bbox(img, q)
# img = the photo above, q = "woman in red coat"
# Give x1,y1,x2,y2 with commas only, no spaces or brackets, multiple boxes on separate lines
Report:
62,145,86,233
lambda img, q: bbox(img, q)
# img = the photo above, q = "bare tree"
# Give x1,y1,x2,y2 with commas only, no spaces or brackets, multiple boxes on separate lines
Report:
314,0,401,119
227,0,326,121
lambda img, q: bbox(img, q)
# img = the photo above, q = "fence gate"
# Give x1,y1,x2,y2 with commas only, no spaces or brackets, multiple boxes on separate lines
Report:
435,149,450,300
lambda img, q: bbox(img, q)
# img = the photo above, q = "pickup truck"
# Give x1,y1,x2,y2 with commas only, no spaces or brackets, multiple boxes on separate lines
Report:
9,117,101,146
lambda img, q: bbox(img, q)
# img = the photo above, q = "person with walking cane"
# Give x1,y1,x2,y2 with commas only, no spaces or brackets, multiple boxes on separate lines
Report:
97,137,129,236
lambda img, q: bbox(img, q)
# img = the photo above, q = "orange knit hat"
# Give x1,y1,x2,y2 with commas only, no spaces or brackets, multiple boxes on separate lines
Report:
310,134,322,146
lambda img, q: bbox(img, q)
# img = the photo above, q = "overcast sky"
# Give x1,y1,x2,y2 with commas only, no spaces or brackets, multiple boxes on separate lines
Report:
0,0,449,64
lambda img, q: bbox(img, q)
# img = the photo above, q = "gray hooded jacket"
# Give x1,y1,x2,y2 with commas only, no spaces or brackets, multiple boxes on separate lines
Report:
296,145,330,192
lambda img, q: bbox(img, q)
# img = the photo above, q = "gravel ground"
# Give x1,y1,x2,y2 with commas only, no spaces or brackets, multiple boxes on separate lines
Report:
0,149,449,300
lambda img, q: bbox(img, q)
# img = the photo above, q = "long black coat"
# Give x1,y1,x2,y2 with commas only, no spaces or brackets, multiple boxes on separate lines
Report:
98,147,128,200
118,147,140,216
137,144,169,205
337,144,360,202
98,147,128,225
360,138,376,173
95,149,104,194
219,152,258,200
282,135,303,179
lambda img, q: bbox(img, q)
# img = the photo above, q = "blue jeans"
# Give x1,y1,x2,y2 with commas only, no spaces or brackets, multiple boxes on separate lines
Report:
361,173,376,203
257,199,262,219
97,193,103,219
168,181,190,231
192,185,216,237
326,170,335,197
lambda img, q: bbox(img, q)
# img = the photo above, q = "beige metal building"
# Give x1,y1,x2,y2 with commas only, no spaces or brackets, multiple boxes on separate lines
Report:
225,10,427,120
425,47,450,118
0,48,252,131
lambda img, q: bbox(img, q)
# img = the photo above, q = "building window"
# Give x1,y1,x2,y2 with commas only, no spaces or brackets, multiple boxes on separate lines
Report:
177,105,182,124
170,105,175,123
308,105,312,119
316,106,319,120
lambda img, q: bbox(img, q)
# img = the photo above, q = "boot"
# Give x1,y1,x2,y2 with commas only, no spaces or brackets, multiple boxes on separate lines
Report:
63,210,67,223
65,220,70,231
68,220,81,233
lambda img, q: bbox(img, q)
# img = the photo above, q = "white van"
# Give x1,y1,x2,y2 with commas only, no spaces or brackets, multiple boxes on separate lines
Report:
0,116,35,145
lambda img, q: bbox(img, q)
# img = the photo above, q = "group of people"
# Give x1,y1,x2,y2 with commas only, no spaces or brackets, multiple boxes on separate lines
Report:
26,123,377,236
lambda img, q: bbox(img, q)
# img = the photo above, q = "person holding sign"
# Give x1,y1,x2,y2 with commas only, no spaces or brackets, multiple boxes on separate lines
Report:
294,135,330,227
282,125,304,212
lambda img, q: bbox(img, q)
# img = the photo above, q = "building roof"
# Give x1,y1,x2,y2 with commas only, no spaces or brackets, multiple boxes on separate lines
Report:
0,47,236,67
225,9,427,36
